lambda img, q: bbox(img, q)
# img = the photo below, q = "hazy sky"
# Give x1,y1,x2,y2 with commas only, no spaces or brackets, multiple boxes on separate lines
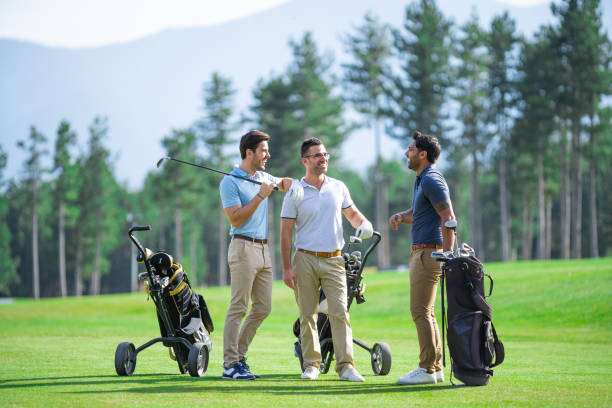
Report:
0,0,550,48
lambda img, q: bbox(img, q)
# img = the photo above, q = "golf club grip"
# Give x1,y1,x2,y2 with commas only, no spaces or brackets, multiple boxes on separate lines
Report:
129,225,151,233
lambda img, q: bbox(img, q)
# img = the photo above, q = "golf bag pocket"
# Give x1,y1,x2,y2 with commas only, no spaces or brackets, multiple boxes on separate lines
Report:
447,311,486,372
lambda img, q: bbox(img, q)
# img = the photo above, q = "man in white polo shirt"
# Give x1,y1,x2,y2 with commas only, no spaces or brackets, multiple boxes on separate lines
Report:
280,137,374,382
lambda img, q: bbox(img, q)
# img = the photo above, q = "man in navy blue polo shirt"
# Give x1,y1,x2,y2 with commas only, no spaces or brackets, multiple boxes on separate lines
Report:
219,130,303,380
389,131,456,385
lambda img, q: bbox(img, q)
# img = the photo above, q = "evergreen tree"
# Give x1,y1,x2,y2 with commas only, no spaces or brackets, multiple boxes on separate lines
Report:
342,12,393,269
387,0,453,143
454,12,490,258
487,12,519,261
17,126,48,299
53,120,79,297
196,72,236,286
0,145,19,294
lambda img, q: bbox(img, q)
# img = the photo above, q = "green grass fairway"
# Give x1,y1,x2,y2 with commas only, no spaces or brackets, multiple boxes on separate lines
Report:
1,258,610,407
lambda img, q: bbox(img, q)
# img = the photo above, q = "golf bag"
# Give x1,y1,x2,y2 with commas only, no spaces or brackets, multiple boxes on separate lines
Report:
115,225,213,377
441,256,504,386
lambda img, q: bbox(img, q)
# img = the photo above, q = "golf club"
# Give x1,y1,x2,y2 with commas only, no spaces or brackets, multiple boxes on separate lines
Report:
156,156,278,190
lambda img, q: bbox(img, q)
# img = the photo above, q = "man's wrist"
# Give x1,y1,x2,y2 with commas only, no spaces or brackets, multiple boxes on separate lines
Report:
256,193,265,200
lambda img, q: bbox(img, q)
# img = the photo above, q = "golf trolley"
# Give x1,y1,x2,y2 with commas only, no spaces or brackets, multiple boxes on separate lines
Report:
293,231,392,376
114,225,214,377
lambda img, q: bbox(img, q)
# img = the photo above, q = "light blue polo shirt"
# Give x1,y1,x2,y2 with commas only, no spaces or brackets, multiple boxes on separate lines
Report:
219,165,280,239
280,176,354,252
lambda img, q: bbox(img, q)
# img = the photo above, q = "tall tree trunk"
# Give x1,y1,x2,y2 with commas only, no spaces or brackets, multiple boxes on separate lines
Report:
545,196,552,260
498,147,510,261
374,118,390,269
32,191,40,300
217,202,227,286
559,127,570,259
174,208,183,262
520,192,534,260
588,121,598,258
58,200,67,297
570,119,582,259
470,147,483,259
536,149,545,260
89,213,102,295
189,225,197,287
75,233,83,296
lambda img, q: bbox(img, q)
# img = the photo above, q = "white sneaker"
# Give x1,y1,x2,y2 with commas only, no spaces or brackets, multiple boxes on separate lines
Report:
397,367,436,385
301,365,319,380
339,366,365,382
435,369,444,383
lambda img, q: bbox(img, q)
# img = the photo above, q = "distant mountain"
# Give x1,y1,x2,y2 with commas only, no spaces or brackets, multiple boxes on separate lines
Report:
1,0,605,190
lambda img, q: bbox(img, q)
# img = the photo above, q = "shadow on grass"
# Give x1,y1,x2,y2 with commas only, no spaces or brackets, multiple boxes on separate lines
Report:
0,373,458,395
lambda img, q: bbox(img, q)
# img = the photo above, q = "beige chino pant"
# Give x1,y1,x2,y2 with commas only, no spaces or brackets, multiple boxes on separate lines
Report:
294,251,354,375
223,238,273,368
409,247,443,372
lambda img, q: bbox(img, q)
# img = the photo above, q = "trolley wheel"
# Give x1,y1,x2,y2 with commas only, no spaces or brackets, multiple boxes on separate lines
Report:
371,342,392,376
187,342,209,377
115,342,136,376
294,341,305,373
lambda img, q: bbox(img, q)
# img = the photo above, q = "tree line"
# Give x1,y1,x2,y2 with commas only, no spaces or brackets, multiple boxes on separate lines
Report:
1,0,610,298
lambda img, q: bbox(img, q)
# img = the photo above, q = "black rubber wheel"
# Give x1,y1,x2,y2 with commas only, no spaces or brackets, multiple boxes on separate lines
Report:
294,341,305,373
115,342,136,376
187,342,209,377
371,342,392,375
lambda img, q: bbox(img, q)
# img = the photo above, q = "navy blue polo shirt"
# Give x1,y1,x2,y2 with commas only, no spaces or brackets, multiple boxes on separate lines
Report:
411,165,450,246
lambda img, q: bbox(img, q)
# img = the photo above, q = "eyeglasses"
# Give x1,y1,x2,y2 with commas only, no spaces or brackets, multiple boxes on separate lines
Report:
303,152,331,159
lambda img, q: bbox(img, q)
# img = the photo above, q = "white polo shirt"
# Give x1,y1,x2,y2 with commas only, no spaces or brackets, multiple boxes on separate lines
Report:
280,176,354,252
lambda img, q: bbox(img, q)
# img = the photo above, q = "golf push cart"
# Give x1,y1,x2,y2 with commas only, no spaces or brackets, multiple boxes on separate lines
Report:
114,225,214,377
293,231,392,376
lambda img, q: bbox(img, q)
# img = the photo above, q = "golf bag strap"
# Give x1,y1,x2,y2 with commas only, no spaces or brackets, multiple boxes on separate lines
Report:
485,273,493,297
490,323,505,368
441,268,446,368
465,274,493,319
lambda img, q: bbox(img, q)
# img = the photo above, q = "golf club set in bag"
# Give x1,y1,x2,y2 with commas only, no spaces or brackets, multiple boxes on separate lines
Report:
114,225,214,377
431,221,505,386
292,232,392,376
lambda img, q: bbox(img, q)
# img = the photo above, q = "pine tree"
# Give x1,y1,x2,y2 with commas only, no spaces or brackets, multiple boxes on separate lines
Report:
196,72,236,286
387,0,453,143
342,12,393,269
455,12,490,258
0,145,19,294
17,126,48,299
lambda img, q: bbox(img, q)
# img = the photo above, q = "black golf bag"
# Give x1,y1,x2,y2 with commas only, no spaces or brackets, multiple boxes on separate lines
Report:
115,225,214,377
441,256,504,386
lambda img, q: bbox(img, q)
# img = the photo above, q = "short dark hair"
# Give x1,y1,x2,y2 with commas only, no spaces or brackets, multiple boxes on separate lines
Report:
412,131,441,163
301,137,323,157
239,130,270,159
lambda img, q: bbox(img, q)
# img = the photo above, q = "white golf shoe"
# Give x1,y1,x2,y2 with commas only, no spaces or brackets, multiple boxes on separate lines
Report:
301,365,319,380
435,369,444,383
339,366,365,382
397,367,436,385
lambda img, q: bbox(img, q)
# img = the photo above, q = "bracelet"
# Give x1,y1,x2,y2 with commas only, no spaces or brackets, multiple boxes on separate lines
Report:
257,193,265,200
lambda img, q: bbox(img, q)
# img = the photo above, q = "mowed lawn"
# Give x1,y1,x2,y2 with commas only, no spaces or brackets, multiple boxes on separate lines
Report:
0,258,610,407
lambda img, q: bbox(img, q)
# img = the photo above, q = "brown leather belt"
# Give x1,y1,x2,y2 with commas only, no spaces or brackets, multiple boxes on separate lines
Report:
411,243,443,250
298,248,342,258
233,234,267,244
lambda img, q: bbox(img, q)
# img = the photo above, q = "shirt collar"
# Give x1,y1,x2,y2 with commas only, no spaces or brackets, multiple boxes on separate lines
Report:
232,164,259,179
301,175,328,189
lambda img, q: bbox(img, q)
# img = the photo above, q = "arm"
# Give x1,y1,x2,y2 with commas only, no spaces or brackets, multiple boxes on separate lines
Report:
224,180,275,228
280,218,297,289
276,178,292,192
389,208,413,230
433,199,455,252
342,205,368,229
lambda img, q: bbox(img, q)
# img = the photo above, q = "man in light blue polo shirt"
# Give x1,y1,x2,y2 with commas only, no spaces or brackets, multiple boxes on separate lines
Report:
280,137,374,382
219,130,303,380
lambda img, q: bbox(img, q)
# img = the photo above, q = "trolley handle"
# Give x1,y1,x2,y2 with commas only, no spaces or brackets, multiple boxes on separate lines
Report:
128,225,153,275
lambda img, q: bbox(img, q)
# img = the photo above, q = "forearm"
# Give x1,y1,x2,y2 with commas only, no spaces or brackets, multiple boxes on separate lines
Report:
401,208,413,224
280,220,294,269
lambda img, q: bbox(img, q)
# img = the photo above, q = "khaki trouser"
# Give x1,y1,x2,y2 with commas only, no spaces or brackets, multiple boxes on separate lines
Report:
409,248,443,372
294,250,354,375
223,238,273,368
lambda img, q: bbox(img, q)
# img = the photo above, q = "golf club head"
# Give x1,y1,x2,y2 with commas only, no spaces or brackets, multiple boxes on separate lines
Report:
350,236,362,244
156,157,170,168
431,251,447,261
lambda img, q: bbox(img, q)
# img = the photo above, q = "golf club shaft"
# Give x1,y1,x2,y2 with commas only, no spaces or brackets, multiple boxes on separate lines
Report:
162,157,278,190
